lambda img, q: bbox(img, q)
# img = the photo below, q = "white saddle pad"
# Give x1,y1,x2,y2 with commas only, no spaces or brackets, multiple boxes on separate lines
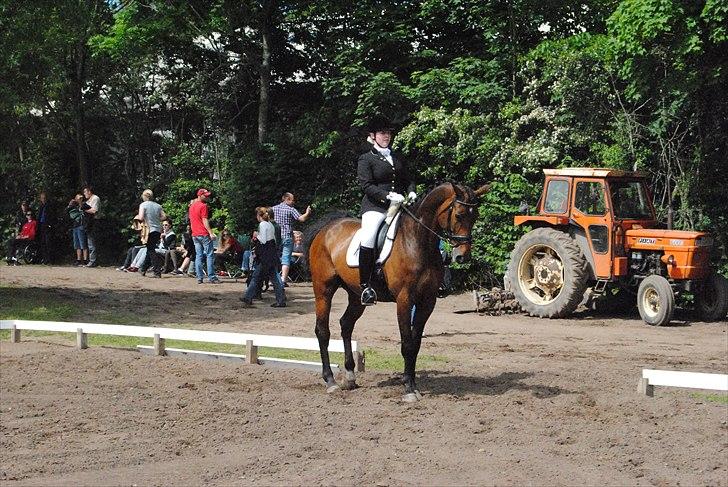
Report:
346,213,401,267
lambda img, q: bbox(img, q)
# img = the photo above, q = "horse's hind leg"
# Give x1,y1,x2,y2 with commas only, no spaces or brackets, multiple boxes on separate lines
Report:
340,291,365,390
315,282,339,393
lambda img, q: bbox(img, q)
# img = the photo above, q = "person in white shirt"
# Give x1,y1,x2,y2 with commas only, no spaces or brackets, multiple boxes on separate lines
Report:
240,207,286,307
82,186,101,267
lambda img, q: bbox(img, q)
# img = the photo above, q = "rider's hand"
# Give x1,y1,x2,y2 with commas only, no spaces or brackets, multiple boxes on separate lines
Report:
387,192,405,203
408,191,417,202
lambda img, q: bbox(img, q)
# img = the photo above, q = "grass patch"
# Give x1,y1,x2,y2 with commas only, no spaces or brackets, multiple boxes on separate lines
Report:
0,287,74,321
690,392,728,404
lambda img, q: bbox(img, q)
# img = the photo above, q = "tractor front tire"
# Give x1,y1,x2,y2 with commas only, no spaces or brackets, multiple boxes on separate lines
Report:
637,275,675,326
507,228,588,318
695,273,728,322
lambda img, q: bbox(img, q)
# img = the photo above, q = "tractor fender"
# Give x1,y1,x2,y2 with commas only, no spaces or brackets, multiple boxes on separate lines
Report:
569,226,597,282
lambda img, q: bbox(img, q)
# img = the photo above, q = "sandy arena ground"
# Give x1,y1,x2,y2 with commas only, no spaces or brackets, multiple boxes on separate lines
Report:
0,265,726,486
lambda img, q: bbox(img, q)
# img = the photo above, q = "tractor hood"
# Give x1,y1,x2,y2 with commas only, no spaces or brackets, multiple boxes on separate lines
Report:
625,228,712,280
625,228,710,245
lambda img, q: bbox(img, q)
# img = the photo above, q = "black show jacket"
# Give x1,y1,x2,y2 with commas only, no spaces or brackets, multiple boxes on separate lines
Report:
357,148,415,214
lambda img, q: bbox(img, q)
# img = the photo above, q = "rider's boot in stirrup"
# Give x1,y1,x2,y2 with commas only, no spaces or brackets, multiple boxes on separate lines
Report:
359,246,377,306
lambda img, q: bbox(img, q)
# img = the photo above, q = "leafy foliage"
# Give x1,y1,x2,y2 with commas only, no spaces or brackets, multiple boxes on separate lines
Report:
1,0,725,277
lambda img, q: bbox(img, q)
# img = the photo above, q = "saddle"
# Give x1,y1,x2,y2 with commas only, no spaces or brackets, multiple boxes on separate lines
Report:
346,211,403,268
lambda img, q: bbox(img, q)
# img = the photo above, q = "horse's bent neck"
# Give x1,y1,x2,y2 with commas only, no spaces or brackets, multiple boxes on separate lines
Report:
399,185,453,256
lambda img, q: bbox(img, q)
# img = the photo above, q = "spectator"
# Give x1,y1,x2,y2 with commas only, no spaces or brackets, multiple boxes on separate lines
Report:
135,189,166,278
66,193,89,266
189,188,219,284
240,207,286,307
171,224,195,276
116,219,148,272
291,230,304,263
156,219,177,273
82,186,100,267
15,201,30,234
35,191,53,264
5,210,37,265
272,192,312,286
214,229,243,270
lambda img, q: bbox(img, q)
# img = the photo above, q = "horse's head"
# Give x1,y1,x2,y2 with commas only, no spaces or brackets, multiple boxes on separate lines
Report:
436,183,490,264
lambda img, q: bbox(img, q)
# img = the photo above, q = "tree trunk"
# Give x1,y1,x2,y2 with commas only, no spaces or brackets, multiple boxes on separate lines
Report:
258,0,274,144
71,39,90,186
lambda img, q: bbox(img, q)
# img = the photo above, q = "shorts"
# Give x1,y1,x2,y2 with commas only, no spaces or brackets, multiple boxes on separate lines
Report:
280,237,293,266
72,226,88,250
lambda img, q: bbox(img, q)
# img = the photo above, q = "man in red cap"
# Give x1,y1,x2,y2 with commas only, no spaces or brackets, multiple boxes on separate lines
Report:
189,188,219,284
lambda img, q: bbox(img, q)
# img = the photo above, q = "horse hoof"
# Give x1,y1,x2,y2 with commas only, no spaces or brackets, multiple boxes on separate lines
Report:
326,384,341,394
343,381,358,391
402,393,419,403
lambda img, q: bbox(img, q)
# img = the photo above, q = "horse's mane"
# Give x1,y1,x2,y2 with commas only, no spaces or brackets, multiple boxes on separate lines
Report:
303,210,355,259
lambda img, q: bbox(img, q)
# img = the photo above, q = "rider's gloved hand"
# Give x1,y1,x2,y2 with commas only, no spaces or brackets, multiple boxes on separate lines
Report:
386,192,405,204
408,191,417,202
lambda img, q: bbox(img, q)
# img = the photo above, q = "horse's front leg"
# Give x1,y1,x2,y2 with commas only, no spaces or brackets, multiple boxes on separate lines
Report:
315,291,339,393
397,292,437,402
340,291,366,390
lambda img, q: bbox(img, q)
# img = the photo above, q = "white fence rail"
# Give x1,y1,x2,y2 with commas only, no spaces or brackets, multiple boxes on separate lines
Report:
638,368,728,396
1,319,364,372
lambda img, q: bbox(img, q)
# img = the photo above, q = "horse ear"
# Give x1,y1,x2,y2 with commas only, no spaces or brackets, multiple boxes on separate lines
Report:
474,184,491,197
451,182,464,199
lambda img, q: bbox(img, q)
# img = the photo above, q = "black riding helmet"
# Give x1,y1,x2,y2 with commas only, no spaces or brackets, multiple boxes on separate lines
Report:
367,114,394,133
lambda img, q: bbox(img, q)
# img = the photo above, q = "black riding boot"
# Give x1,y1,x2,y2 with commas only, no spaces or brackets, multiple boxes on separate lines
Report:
359,246,377,306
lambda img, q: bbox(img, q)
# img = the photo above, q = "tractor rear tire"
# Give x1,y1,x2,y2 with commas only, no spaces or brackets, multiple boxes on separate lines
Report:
507,228,588,318
695,273,728,322
637,275,674,326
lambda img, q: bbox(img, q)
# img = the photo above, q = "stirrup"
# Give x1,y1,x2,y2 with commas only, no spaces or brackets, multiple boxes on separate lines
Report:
360,286,377,306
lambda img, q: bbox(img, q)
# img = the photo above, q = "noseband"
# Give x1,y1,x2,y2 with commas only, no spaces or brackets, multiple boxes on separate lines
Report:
401,185,478,247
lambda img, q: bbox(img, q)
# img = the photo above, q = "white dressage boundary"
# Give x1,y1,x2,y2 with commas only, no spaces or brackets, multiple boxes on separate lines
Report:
639,369,728,396
1,319,363,371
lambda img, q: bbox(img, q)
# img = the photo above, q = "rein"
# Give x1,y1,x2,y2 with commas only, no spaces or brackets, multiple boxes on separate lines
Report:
400,185,478,247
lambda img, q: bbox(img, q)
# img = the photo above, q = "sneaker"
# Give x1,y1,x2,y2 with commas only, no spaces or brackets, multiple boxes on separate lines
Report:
171,269,183,275
239,297,253,307
270,302,287,308
209,279,221,284
126,267,138,273
197,280,204,284
85,261,97,268
116,266,126,272
75,260,83,267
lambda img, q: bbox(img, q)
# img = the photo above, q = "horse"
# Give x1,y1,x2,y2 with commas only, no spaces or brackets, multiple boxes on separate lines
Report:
307,182,490,402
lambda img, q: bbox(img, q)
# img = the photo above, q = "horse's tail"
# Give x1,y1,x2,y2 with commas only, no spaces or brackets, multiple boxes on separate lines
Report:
303,210,355,260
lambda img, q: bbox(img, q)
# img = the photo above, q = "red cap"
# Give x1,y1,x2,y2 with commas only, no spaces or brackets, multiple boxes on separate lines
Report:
197,188,211,197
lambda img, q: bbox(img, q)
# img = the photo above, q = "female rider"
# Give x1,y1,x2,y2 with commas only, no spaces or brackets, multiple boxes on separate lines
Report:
356,115,416,305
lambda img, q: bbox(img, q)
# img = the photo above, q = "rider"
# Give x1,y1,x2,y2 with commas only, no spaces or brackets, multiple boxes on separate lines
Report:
356,114,416,306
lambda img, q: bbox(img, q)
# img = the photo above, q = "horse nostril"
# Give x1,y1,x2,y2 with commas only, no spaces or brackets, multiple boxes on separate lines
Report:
455,255,464,264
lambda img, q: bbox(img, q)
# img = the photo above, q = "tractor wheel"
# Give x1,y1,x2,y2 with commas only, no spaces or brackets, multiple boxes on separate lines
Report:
637,275,674,326
695,273,728,322
507,228,588,318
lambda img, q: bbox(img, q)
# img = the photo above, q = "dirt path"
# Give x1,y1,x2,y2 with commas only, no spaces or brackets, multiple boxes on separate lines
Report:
1,265,726,486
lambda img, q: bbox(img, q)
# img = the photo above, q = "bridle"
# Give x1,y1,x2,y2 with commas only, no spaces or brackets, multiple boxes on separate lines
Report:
401,184,479,247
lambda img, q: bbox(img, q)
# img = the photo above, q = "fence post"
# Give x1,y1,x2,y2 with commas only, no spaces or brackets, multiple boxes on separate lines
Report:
76,328,88,350
638,378,654,397
354,351,365,373
154,334,166,356
10,325,20,343
245,340,258,365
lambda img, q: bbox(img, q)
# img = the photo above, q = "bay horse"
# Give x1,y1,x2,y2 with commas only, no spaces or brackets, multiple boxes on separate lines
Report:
308,182,489,402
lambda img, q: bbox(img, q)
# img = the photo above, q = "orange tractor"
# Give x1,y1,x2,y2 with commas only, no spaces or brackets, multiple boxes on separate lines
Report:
506,168,728,326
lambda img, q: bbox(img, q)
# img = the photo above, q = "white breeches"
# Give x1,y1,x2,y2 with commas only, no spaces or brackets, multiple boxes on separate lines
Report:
361,202,401,248
360,211,385,248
